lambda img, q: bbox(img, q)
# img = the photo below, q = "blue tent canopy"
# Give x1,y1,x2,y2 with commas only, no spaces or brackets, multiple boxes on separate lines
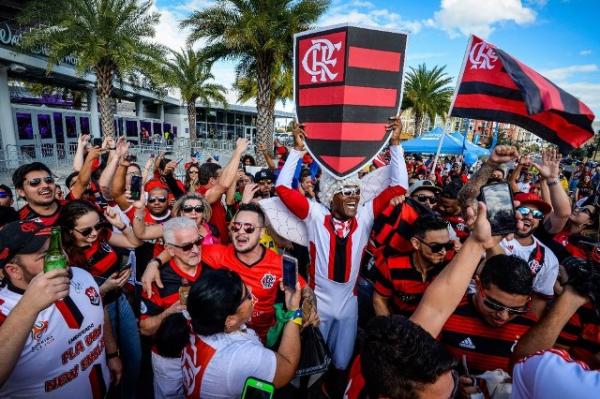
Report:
450,132,490,157
401,127,465,155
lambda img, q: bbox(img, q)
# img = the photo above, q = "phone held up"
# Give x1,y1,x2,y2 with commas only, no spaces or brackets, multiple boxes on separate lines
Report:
241,377,274,399
480,182,517,236
282,254,298,292
130,175,143,201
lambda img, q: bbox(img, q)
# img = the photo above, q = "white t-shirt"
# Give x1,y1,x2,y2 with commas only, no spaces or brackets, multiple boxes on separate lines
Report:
517,181,532,193
499,237,559,297
0,267,109,398
182,328,277,399
513,349,600,398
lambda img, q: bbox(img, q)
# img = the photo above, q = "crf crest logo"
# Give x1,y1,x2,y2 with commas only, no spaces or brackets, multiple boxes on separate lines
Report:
528,259,542,275
261,273,276,289
302,38,342,83
85,287,100,306
469,40,498,70
31,320,48,341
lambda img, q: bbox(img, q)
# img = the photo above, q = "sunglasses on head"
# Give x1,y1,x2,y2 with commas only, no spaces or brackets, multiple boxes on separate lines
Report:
516,206,544,220
182,205,204,214
337,186,361,197
170,237,203,251
415,194,438,204
27,176,55,187
418,239,453,253
148,196,167,204
230,222,261,234
74,222,106,237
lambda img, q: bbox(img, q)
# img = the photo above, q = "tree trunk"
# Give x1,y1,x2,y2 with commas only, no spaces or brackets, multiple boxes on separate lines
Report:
187,99,197,146
415,112,424,136
95,62,115,138
255,63,272,166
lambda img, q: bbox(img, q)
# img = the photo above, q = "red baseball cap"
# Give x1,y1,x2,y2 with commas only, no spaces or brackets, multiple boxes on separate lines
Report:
514,192,552,215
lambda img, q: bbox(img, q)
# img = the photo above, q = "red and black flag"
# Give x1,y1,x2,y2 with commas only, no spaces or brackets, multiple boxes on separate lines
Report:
451,35,595,153
294,25,407,178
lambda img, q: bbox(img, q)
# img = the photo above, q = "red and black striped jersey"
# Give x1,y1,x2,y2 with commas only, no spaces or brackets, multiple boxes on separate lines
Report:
372,254,445,317
140,259,211,321
201,244,307,341
80,230,119,279
441,294,537,373
18,200,67,227
557,302,600,369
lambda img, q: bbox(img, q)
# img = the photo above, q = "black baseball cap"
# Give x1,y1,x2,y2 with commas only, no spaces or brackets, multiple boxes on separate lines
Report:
0,221,52,268
255,169,275,182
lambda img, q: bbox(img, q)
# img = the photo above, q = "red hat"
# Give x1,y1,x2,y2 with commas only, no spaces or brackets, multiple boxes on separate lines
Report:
144,178,169,193
514,192,552,215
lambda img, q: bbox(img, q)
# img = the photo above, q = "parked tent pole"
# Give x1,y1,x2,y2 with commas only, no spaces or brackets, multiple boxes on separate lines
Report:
430,132,445,175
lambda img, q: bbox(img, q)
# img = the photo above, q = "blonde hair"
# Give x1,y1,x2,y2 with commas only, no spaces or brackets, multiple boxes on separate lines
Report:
172,193,212,222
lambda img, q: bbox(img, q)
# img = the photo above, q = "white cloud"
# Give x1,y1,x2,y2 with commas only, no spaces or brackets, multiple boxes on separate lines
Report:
428,0,536,38
320,2,422,33
558,82,600,117
580,49,593,56
540,64,599,81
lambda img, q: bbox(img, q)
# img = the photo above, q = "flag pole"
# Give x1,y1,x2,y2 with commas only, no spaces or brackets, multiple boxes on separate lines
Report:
431,34,474,175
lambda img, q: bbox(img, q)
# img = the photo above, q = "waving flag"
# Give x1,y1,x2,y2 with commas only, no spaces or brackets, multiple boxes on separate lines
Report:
450,35,595,153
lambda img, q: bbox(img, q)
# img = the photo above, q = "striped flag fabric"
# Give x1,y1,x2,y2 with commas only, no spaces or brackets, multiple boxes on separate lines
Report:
450,35,595,153
294,25,407,178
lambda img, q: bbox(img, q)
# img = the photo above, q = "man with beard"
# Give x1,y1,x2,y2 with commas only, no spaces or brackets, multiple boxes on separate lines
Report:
437,181,469,242
372,217,452,317
275,117,408,374
254,169,275,199
12,162,64,226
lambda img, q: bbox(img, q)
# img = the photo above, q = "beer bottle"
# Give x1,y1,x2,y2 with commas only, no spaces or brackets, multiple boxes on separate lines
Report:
44,227,68,272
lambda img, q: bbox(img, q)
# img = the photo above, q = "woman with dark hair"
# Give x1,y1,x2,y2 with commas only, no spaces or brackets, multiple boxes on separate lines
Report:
241,154,256,167
59,199,142,398
185,164,201,193
182,269,302,398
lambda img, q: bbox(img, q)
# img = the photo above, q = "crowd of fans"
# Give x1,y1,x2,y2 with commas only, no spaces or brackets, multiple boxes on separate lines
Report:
0,118,600,399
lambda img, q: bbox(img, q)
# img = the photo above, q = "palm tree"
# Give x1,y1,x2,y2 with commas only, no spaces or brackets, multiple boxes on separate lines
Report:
402,64,453,135
19,0,165,138
233,62,293,112
161,48,228,144
181,0,329,164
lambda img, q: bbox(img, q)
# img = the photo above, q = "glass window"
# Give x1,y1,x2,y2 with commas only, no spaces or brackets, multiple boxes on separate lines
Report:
207,110,217,123
65,116,77,138
227,125,235,140
244,114,252,125
163,123,172,133
126,120,138,137
16,112,33,140
53,112,64,139
173,126,177,137
236,126,243,138
235,113,243,125
197,108,206,122
117,118,125,136
227,112,235,124
216,110,225,123
37,114,52,139
153,122,162,135
80,117,90,135
140,121,152,136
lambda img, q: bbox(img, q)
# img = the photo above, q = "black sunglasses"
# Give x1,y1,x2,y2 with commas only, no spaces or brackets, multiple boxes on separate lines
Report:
479,285,530,315
148,196,167,204
418,239,453,253
27,176,55,187
170,237,203,251
230,222,262,234
74,222,106,237
182,205,205,214
415,194,438,204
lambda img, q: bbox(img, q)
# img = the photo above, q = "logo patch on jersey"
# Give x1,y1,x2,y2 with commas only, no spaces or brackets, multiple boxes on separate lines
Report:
459,337,476,350
261,272,276,289
85,287,100,306
140,302,148,315
528,259,542,275
506,245,514,254
31,320,48,341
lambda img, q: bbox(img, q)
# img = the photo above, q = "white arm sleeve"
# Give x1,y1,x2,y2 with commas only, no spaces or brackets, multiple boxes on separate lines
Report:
389,145,408,188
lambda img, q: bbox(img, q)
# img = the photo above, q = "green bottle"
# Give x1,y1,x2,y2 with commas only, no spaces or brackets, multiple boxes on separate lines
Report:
44,227,68,272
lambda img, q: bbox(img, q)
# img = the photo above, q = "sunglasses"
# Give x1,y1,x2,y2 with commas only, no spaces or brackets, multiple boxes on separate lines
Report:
170,237,203,251
27,176,55,187
516,206,544,220
415,194,438,204
148,196,167,204
418,239,454,253
574,207,593,218
0,191,10,198
479,285,530,315
336,186,361,197
74,222,106,237
230,222,262,234
181,205,205,214
188,170,199,174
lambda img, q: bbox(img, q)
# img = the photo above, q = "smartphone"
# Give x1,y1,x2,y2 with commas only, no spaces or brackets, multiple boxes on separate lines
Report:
130,175,142,201
282,254,298,291
176,158,184,164
480,182,517,235
92,138,102,147
241,377,274,399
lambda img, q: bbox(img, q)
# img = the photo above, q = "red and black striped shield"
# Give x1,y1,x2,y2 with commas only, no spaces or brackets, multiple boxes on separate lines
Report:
294,25,407,179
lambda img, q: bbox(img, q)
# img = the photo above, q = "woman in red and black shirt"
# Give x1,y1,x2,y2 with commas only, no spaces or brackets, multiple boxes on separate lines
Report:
59,199,142,398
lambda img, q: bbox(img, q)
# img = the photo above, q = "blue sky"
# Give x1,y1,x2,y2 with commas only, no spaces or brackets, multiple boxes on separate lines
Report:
152,0,600,120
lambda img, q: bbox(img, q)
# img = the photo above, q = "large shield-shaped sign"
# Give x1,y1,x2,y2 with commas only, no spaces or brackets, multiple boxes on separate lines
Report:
294,24,407,179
